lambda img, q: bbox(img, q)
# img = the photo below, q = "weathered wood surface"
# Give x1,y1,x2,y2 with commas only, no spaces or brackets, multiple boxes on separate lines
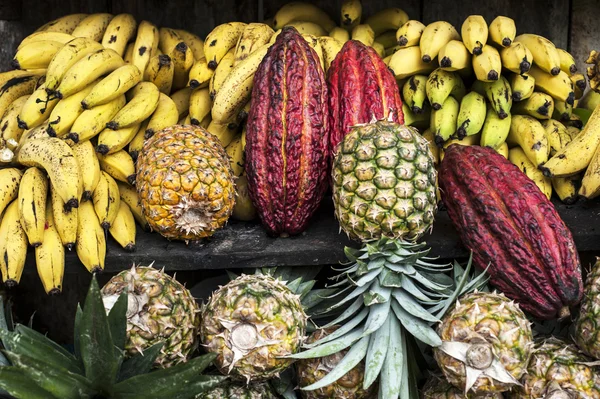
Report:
570,0,597,76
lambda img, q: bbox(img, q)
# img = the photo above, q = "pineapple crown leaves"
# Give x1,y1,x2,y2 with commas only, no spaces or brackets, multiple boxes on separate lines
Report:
0,276,226,399
286,238,488,399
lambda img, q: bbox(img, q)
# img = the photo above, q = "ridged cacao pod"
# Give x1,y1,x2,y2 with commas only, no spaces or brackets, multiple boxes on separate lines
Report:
246,27,329,237
439,144,583,320
327,40,404,154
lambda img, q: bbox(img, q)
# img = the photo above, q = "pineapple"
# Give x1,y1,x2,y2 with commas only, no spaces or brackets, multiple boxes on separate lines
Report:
514,338,600,398
433,292,533,396
101,265,200,368
576,258,600,359
332,119,437,241
420,374,503,398
136,124,235,242
296,327,376,399
200,274,307,382
196,382,278,398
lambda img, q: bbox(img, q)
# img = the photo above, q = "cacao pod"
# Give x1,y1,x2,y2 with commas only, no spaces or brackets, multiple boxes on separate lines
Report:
439,144,583,319
246,27,329,237
327,40,404,154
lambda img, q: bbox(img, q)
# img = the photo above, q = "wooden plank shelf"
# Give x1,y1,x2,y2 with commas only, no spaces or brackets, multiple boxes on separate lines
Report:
20,197,600,274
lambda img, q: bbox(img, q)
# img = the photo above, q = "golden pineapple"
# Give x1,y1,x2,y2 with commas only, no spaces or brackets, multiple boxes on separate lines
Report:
136,125,235,241
576,258,600,359
420,374,502,398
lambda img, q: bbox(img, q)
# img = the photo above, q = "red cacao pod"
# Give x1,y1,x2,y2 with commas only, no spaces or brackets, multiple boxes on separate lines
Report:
245,27,329,237
439,144,583,319
327,40,404,154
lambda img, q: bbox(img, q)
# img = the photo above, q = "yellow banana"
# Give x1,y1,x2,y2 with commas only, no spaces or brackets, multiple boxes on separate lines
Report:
508,146,552,199
36,14,88,34
570,73,587,100
402,75,428,114
207,120,239,148
341,0,362,30
273,3,335,31
488,16,516,47
47,80,98,138
541,118,571,156
231,174,257,221
144,54,174,95
109,201,136,251
496,141,509,158
17,167,48,247
579,136,600,198
374,31,396,49
127,119,148,161
1,95,29,143
131,20,160,75
209,47,236,99
17,138,80,211
81,64,141,109
396,20,425,47
50,182,77,250
421,129,439,165
553,99,573,121
12,40,65,70
461,15,488,55
0,200,28,287
456,91,487,139
512,92,554,120
507,114,549,166
374,41,388,58
318,36,344,71
97,150,136,185
96,124,141,155
225,134,244,177
0,69,46,90
431,96,459,146
68,95,126,143
0,168,23,216
351,24,375,47
188,57,214,90
234,23,274,65
0,74,43,126
17,83,59,130
35,201,65,294
171,87,192,119
106,82,159,130
478,75,512,119
71,13,113,42
365,8,409,36
303,34,325,71
386,45,438,79
174,29,205,60
55,48,125,99
101,14,137,57
509,73,535,102
472,44,501,82
204,22,247,69
402,102,430,130
189,87,212,126
515,34,561,76
439,40,470,71
480,108,511,148
17,121,51,148
18,31,74,50
145,93,179,138
169,41,195,91
76,200,105,273
45,37,104,92
116,181,149,230
557,48,577,76
440,134,481,161
527,64,575,105
92,171,120,229
419,21,460,63
158,27,185,55
552,175,579,204
426,68,465,109
329,27,350,43
284,21,327,37
500,42,533,74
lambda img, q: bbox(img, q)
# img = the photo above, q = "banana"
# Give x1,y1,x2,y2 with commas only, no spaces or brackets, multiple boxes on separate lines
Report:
496,142,509,158
170,87,192,119
17,167,48,247
0,74,44,121
238,100,252,121
96,124,140,155
131,20,160,75
101,14,136,57
472,45,501,82
204,22,247,69
17,83,58,130
440,133,481,161
12,40,65,70
36,14,88,34
580,138,600,199
396,20,425,47
557,48,577,76
419,21,460,63
92,170,120,229
329,27,350,43
388,45,438,79
55,48,125,99
402,75,428,114
480,108,512,148
402,102,430,130
117,181,149,230
566,113,584,129
106,82,159,130
541,104,600,177
431,96,459,146
303,34,325,71
188,57,214,90
438,40,470,71
81,64,141,109
511,92,554,120
374,31,396,49
0,200,27,287
158,27,185,55
169,41,195,91
507,114,549,166
127,119,148,161
500,42,533,74
461,15,488,55
145,93,179,138
46,81,97,138
365,7,409,36
189,87,212,125
211,44,270,125
421,128,439,165
0,69,46,89
207,120,239,148
109,201,136,251
68,95,126,143
426,68,465,109
480,75,512,119
180,115,192,125
341,0,362,30
0,168,23,216
1,95,29,143
566,126,582,140
273,3,335,31
509,73,535,102
553,99,573,121
97,150,136,185
285,21,327,37
17,121,51,148
35,200,65,294
508,146,552,199
318,37,344,71
541,118,571,156
17,138,80,211
174,29,205,60
552,175,579,204
17,32,74,50
225,134,245,177
209,47,236,99
234,23,274,66
514,34,561,76
351,24,375,47
200,114,212,129
71,13,113,41
50,182,77,250
488,16,516,47
570,73,587,99
456,91,487,139
527,64,575,105
144,54,174,95
76,200,105,273
586,50,600,91
45,37,104,92
576,89,599,112
372,41,385,58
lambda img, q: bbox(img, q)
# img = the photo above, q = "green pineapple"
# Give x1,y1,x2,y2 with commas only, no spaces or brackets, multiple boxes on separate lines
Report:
576,258,600,359
196,382,278,399
0,276,225,399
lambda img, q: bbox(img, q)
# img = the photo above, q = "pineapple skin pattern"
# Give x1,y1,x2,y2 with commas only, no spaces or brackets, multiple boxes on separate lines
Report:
196,382,278,399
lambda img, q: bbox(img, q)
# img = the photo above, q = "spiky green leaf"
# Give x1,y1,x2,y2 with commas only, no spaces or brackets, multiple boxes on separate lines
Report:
391,301,441,347
107,292,128,351
353,268,381,287
287,327,363,359
361,301,391,337
286,277,303,295
118,342,165,382
378,268,402,288
412,272,451,292
0,367,58,399
367,257,385,270
74,304,83,361
323,284,370,312
378,316,403,399
392,290,440,323
322,296,363,329
363,316,390,390
305,308,368,348
384,262,416,275
364,280,392,306
400,275,434,303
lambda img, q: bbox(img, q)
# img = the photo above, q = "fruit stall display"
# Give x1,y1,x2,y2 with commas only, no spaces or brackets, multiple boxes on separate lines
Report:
1,0,600,398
